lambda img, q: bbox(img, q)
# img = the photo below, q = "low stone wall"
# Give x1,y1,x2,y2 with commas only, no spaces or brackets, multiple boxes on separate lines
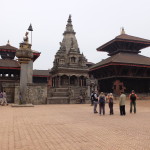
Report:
2,82,19,103
26,83,47,104
14,83,47,105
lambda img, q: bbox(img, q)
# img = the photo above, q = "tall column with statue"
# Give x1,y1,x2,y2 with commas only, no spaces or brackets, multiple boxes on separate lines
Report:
16,31,33,104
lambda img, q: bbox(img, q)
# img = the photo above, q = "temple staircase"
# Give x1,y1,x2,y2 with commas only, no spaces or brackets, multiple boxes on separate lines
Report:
47,87,69,104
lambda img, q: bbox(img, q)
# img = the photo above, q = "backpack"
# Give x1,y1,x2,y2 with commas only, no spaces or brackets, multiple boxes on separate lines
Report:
130,94,136,101
92,93,98,101
99,96,105,103
91,93,94,100
0,93,3,98
109,97,113,103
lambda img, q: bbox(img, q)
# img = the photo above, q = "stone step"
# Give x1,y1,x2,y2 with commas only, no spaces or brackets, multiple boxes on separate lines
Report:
55,88,68,92
53,92,68,97
47,97,69,104
48,97,68,100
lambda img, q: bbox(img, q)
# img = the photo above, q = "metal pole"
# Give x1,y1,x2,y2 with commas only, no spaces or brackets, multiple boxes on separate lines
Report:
31,31,32,45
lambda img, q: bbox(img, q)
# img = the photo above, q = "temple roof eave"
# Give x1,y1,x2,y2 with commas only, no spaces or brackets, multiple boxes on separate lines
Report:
0,44,18,51
97,34,150,52
90,52,150,71
0,59,20,68
52,73,89,78
0,67,20,70
90,62,150,72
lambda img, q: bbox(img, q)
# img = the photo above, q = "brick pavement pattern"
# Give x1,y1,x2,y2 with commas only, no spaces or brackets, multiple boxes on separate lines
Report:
0,100,150,150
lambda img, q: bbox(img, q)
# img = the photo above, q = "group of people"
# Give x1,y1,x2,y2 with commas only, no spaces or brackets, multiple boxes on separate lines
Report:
91,90,137,116
0,91,8,106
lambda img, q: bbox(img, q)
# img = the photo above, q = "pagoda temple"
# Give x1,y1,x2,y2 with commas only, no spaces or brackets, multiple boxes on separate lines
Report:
90,28,150,95
48,15,90,104
0,40,49,103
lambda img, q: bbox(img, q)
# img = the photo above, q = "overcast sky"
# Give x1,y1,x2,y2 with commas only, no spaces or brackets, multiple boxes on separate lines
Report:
1,0,150,70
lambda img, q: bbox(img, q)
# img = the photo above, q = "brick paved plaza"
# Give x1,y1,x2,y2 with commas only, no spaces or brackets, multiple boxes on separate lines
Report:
0,100,150,150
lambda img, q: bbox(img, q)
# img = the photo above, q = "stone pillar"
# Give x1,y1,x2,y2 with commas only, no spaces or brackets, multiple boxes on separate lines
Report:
27,60,33,83
20,63,28,103
16,33,33,104
69,76,70,86
58,76,61,87
52,78,54,87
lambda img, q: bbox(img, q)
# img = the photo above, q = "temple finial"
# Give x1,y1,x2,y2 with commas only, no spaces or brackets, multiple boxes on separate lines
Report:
28,24,33,31
68,14,72,23
121,27,125,34
63,15,75,35
7,40,10,45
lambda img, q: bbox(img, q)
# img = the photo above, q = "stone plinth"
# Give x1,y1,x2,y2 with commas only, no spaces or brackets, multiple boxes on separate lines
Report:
11,104,34,107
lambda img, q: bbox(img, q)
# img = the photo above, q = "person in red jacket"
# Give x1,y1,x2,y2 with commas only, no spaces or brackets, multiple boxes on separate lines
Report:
129,90,137,113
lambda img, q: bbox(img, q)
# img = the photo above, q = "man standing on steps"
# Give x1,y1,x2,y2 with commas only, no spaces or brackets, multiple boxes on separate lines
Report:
129,90,137,114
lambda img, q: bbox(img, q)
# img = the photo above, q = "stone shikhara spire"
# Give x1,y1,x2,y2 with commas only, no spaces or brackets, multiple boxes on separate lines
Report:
63,15,75,35
52,15,87,69
60,15,79,54
49,15,89,104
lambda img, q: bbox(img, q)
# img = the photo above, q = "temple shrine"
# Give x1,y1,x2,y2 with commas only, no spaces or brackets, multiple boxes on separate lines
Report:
48,15,90,104
90,28,150,95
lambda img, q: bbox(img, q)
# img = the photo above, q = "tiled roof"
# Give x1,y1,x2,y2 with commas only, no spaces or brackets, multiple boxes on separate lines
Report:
97,34,150,51
116,34,150,43
0,44,18,51
33,70,50,76
90,53,150,70
0,59,20,68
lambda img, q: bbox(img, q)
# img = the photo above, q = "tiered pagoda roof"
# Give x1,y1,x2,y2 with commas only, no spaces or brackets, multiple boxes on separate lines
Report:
0,59,20,69
97,29,150,56
90,53,150,71
90,29,150,71
0,42,18,52
0,41,40,61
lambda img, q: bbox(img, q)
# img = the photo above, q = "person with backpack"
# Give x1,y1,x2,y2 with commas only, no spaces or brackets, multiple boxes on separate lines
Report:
129,90,137,113
93,90,98,113
98,92,106,115
108,93,114,115
90,91,94,106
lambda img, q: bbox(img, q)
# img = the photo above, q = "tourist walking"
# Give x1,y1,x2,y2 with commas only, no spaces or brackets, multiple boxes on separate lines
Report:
108,93,114,115
1,91,8,106
0,92,3,104
90,91,94,106
119,91,126,116
129,90,137,113
98,92,106,115
93,91,98,113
